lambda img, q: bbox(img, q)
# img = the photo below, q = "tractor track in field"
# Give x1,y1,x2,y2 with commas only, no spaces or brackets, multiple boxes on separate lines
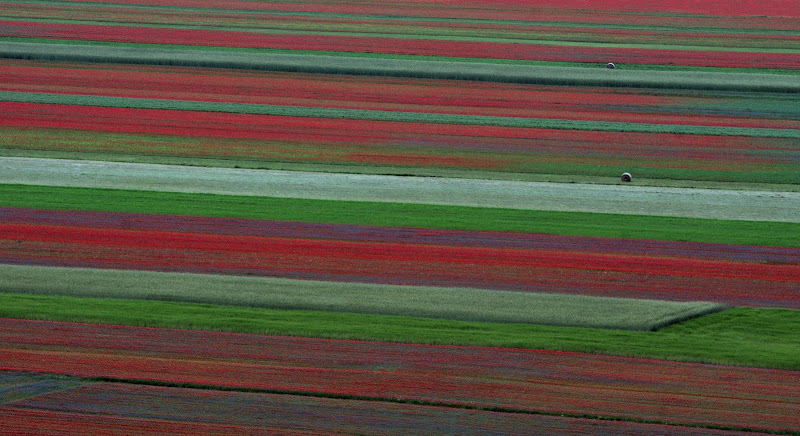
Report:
2,157,799,222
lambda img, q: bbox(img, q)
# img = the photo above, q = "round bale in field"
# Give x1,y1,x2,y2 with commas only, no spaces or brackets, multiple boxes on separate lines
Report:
607,62,615,69
621,172,632,182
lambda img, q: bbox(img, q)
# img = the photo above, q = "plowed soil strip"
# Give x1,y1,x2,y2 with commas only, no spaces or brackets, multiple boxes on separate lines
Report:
1,319,797,433
2,157,798,222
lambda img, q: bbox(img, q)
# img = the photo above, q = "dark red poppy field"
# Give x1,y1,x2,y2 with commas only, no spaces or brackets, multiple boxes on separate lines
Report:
1,0,798,434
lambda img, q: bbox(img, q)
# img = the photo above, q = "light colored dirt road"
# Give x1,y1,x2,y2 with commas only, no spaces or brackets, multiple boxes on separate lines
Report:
2,157,798,222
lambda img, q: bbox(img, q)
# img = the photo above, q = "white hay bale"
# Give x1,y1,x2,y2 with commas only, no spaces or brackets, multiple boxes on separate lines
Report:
621,172,632,182
607,62,615,69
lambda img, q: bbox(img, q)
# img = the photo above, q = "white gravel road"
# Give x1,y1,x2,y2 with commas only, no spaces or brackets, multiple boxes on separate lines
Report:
2,157,798,222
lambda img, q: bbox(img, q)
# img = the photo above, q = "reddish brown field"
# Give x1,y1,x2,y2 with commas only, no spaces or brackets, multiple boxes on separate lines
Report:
3,209,798,307
4,60,797,130
2,319,798,433
0,383,772,435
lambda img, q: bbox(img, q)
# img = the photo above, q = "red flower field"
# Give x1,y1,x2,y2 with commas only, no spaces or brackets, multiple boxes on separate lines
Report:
4,20,800,69
4,61,798,130
2,209,799,307
1,0,798,433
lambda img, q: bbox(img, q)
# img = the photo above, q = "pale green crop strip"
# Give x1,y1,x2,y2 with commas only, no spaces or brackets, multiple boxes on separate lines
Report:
0,265,727,331
3,91,799,138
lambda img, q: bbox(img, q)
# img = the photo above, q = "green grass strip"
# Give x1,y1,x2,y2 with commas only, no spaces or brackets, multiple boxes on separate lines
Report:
0,293,796,369
3,41,799,91
0,265,726,331
2,184,798,247
3,90,798,138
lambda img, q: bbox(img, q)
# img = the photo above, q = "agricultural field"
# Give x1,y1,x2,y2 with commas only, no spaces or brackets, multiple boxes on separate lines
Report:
0,0,798,434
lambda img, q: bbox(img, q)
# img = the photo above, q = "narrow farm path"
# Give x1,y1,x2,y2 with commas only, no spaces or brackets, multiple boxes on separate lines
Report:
3,157,798,222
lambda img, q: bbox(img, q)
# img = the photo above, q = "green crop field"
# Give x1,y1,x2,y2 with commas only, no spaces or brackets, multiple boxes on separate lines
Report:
0,265,726,331
3,184,798,246
1,292,797,369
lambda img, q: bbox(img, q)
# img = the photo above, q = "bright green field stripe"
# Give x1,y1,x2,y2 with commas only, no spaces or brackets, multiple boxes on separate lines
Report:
3,184,799,247
0,293,796,369
3,91,798,138
6,17,799,53
0,265,725,331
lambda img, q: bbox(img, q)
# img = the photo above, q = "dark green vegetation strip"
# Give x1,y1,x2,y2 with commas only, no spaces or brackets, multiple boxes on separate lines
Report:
1,293,797,370
4,91,798,138
3,184,799,247
0,265,726,331
2,42,799,92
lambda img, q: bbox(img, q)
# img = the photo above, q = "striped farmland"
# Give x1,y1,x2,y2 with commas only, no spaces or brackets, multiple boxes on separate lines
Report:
1,0,798,433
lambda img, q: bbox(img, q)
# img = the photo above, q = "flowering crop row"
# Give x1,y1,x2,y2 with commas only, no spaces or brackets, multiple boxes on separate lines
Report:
4,60,797,130
2,211,798,308
8,208,796,264
6,4,799,51
2,318,798,433
7,92,795,139
3,101,797,182
4,20,799,69
6,0,800,32
2,55,797,185
42,0,800,21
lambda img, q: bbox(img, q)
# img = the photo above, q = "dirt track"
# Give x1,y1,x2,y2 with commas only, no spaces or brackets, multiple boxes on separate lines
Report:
3,157,798,222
